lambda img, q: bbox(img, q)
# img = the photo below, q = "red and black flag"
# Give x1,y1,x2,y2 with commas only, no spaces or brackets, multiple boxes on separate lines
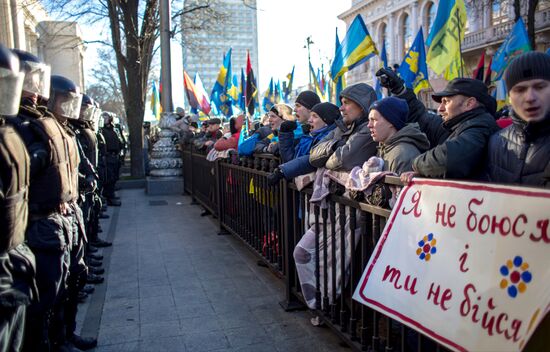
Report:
484,56,493,86
245,51,257,116
472,51,485,81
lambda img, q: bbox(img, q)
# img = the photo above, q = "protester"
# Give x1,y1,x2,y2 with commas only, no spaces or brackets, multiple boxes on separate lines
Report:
309,83,378,171
267,102,339,185
376,68,499,182
194,117,222,150
278,90,321,163
367,96,430,174
214,115,244,151
487,51,550,187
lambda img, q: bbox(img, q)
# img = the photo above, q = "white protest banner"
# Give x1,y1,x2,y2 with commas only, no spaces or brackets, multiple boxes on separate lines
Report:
353,179,550,352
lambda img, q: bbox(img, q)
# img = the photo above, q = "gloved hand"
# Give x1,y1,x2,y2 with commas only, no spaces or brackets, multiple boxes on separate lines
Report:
279,120,297,133
376,67,405,95
267,167,285,186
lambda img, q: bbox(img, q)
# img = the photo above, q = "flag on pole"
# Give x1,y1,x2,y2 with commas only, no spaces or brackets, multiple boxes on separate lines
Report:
333,28,346,105
183,71,200,114
472,51,485,81
309,62,324,99
245,51,257,116
398,28,430,94
444,49,466,81
491,18,531,81
484,56,493,86
151,81,161,120
330,14,378,81
211,49,233,117
426,0,467,75
262,78,275,112
238,68,246,111
284,66,294,103
194,73,211,115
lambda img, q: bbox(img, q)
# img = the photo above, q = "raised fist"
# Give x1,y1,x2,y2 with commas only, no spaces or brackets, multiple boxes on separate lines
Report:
376,67,405,95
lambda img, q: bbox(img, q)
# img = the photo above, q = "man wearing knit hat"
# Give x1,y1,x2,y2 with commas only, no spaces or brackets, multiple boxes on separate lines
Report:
309,83,378,171
376,68,499,181
487,51,550,187
368,97,430,174
267,102,339,185
294,90,321,125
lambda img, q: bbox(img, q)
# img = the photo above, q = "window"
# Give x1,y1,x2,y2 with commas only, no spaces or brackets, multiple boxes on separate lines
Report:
492,0,507,25
425,2,436,35
402,14,412,56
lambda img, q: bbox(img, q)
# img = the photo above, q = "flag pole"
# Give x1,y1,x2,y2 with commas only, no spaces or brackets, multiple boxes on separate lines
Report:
456,7,464,78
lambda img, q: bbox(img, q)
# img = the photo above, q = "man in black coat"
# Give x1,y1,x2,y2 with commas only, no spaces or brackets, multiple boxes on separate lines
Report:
486,51,550,188
376,68,499,181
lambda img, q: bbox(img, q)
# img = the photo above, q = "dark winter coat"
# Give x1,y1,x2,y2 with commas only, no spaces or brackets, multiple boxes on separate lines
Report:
278,124,310,163
400,89,499,179
309,84,378,171
378,123,430,174
487,112,550,188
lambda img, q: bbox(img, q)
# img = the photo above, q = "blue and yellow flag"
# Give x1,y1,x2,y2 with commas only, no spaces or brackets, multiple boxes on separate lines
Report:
284,66,294,103
239,68,246,111
211,48,233,117
262,78,275,112
491,18,531,81
333,29,346,106
330,15,378,80
228,74,239,103
309,62,324,99
150,81,161,120
399,28,430,94
426,0,467,75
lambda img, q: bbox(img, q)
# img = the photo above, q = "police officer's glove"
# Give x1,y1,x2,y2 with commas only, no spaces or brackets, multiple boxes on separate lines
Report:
376,67,405,95
279,120,297,133
267,167,285,186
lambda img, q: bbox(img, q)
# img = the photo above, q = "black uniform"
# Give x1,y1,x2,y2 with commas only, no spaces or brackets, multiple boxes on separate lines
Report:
100,123,122,201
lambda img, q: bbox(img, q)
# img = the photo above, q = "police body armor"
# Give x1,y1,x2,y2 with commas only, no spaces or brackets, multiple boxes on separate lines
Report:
0,118,30,252
25,111,79,212
70,120,98,168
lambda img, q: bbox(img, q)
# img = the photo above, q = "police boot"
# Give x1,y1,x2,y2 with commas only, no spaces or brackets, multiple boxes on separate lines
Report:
89,266,104,275
87,245,98,253
68,334,97,350
86,273,104,284
81,285,95,294
88,252,103,260
90,238,112,247
86,258,102,267
98,212,109,219
107,198,121,206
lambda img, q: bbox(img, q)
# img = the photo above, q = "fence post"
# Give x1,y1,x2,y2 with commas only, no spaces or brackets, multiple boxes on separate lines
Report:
216,159,229,235
279,180,306,312
189,147,198,205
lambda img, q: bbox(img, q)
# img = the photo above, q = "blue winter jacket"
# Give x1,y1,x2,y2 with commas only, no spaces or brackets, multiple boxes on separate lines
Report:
279,124,336,179
278,124,307,163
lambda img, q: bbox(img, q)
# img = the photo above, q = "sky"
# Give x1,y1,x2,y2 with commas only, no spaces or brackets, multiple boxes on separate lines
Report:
82,0,352,116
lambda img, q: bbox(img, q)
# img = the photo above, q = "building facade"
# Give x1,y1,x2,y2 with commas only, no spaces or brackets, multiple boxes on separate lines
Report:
181,0,259,99
0,0,86,90
339,0,550,105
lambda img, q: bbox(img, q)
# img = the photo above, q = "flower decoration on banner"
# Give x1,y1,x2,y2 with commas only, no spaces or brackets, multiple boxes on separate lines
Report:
416,233,437,261
500,256,532,298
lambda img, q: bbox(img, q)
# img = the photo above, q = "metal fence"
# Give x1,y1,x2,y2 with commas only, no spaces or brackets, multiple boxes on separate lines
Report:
181,146,445,351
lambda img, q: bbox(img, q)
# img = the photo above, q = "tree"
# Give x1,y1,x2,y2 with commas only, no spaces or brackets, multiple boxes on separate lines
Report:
43,0,223,177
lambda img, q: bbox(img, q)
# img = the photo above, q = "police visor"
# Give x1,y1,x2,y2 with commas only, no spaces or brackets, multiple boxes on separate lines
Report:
0,66,25,116
21,61,51,100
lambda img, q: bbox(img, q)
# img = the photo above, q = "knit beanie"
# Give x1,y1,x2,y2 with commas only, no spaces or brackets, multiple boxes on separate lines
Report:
504,51,550,91
295,90,321,110
369,97,408,130
311,102,341,125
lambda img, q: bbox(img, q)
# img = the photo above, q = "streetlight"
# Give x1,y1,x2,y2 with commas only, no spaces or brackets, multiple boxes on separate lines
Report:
304,36,314,89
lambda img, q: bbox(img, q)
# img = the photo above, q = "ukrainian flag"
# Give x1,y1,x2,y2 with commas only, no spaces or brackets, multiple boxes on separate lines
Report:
309,62,324,99
211,49,233,117
330,15,378,80
262,78,274,112
399,28,430,94
284,66,294,103
333,29,345,106
426,0,467,75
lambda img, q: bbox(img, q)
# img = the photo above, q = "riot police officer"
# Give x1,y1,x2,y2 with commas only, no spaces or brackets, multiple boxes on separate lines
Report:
8,50,74,352
0,43,38,352
100,112,122,206
48,75,99,350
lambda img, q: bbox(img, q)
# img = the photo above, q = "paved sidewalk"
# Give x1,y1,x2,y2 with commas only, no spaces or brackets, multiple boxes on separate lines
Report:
77,189,350,352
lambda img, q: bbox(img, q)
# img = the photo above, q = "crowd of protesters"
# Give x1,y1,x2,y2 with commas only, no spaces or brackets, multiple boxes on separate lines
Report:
179,51,550,339
0,43,125,351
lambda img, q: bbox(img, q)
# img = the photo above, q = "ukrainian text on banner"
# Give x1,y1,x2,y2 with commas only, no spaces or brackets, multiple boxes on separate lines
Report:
353,179,550,352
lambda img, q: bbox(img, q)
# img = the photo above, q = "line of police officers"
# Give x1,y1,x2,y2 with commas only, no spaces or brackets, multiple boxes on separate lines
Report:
0,42,124,351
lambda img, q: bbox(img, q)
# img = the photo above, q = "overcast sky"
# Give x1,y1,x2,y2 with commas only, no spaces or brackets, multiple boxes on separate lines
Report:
83,0,351,114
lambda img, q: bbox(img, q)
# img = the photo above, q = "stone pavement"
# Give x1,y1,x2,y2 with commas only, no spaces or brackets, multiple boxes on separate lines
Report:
76,189,350,352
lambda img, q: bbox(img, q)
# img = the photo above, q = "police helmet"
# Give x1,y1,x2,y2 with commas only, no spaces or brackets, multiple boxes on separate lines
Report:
80,93,96,122
0,43,24,116
11,49,51,100
48,75,82,120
